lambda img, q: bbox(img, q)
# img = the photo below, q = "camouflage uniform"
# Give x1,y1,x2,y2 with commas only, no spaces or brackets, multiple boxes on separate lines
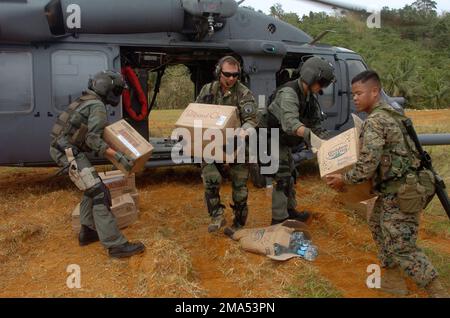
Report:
343,101,438,287
50,90,127,249
196,80,258,228
268,80,329,221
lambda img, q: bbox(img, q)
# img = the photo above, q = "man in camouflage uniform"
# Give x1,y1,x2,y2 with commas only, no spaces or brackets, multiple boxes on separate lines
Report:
327,70,447,297
196,56,258,232
50,70,145,258
268,56,335,225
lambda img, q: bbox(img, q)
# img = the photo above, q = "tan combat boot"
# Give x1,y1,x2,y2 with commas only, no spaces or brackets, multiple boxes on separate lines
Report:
208,214,226,233
379,267,409,296
425,278,449,298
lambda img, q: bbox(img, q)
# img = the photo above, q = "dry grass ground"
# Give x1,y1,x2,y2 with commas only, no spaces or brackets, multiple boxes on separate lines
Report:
0,109,448,298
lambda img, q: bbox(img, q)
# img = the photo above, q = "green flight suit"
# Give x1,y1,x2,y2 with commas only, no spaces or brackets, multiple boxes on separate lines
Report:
196,81,257,223
268,80,329,221
50,90,127,249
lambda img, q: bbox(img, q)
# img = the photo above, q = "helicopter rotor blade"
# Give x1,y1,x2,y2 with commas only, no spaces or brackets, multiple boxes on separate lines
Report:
293,0,425,27
294,0,368,14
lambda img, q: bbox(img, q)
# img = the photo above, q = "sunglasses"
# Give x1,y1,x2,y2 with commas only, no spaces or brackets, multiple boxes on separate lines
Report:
221,71,240,78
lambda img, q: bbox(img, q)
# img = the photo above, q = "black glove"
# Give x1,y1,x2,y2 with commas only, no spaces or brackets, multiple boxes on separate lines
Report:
114,151,134,172
302,127,312,148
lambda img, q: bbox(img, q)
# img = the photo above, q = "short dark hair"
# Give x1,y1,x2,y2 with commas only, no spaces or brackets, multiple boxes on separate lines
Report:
351,70,381,88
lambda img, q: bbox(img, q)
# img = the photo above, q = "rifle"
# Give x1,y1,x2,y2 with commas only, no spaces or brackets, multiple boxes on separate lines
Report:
403,118,450,220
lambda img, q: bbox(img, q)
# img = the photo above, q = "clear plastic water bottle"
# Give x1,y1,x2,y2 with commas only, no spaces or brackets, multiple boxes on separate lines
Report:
303,245,318,261
273,243,288,256
290,232,318,261
291,231,305,242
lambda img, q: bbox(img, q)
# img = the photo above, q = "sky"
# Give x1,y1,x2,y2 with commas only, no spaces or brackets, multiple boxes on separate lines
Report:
241,0,450,16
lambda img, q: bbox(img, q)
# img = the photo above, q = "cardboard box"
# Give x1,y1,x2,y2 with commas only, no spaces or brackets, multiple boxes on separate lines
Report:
315,115,375,202
104,119,153,175
343,196,378,222
98,170,136,197
71,193,138,232
98,170,139,206
316,125,360,178
174,103,241,162
130,192,139,208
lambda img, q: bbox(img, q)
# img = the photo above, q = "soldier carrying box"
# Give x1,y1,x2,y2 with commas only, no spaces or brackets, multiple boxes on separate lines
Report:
49,70,145,259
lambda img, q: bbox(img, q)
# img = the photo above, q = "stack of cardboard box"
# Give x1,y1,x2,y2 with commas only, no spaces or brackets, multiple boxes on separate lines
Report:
71,171,139,232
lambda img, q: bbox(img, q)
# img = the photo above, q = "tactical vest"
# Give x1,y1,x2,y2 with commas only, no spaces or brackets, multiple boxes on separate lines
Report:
200,81,240,107
267,80,319,147
371,106,422,194
50,94,101,150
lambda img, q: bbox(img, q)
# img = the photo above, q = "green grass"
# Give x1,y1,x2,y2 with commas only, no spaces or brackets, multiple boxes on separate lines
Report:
421,145,450,237
285,265,343,298
148,109,183,137
422,247,450,291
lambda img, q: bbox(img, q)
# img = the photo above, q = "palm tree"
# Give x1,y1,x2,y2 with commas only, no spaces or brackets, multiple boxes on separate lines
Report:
384,59,420,104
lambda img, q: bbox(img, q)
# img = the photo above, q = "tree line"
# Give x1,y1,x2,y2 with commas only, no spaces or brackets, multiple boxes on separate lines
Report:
266,0,449,109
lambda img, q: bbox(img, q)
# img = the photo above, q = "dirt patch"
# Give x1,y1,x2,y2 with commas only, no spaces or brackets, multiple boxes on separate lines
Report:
0,166,440,298
0,109,448,298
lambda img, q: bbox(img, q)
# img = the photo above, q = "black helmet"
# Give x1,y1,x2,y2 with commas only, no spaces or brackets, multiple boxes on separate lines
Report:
299,56,335,89
88,70,126,106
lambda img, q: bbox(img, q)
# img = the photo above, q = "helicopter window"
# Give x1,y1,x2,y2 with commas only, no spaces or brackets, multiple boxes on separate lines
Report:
51,50,108,111
346,59,367,82
317,81,335,110
0,51,33,114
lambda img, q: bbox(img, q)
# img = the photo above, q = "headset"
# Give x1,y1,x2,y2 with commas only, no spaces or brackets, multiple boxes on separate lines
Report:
214,55,242,79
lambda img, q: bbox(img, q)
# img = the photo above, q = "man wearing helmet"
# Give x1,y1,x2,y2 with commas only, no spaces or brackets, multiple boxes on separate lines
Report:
267,56,335,225
49,70,145,258
196,56,258,233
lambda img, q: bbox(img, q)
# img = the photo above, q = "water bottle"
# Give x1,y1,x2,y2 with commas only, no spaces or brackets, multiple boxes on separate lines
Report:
303,245,318,261
273,231,318,261
273,243,288,256
291,231,305,242
290,232,318,261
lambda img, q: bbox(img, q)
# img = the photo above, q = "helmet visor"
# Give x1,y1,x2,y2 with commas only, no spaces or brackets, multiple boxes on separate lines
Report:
317,76,335,88
112,85,125,96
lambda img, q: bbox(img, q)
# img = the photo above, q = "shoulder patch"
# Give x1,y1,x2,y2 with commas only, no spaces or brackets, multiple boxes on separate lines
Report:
243,104,255,114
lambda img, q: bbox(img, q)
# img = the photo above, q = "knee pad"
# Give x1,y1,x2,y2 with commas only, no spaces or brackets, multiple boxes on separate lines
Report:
86,182,112,210
276,177,292,197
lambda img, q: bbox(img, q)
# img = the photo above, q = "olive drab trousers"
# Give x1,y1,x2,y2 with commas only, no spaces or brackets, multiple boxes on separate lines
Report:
272,143,297,221
201,163,249,217
50,146,127,248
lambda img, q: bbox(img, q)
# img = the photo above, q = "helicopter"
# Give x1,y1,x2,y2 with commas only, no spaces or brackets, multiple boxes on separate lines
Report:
0,0,448,169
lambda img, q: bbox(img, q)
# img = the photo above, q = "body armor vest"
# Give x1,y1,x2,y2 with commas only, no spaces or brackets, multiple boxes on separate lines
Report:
50,94,100,149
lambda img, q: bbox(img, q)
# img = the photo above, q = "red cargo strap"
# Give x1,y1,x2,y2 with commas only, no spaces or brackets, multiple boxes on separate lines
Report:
121,66,148,121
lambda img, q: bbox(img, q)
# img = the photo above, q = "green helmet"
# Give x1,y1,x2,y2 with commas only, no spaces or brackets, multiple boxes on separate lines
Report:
299,57,335,88
88,70,126,106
